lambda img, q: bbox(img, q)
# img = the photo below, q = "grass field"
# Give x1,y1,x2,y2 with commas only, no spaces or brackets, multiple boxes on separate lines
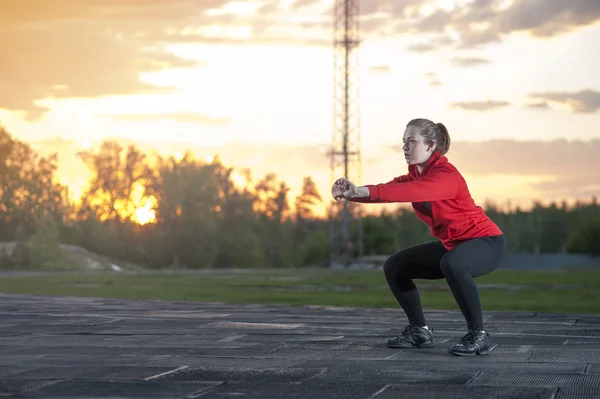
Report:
0,268,599,314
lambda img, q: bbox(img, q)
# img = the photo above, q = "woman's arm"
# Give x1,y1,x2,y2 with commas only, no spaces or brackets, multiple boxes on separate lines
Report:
383,174,411,185
348,167,459,203
334,174,413,203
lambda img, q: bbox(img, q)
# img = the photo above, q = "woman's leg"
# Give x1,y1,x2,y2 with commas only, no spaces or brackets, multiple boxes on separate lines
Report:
383,240,448,348
439,235,507,355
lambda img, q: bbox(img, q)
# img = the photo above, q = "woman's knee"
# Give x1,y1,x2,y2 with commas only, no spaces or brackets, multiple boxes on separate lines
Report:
383,252,408,280
383,256,398,280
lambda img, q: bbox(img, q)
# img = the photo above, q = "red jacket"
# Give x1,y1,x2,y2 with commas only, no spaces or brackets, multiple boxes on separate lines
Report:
350,151,503,250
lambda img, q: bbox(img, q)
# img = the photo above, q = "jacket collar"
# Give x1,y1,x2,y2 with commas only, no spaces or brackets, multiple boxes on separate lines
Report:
408,150,447,178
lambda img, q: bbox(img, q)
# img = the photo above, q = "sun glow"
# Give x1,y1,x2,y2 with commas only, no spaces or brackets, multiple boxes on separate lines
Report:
134,200,157,225
230,171,248,188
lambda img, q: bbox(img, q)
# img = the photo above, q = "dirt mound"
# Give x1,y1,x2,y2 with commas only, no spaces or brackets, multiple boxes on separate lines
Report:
0,241,143,272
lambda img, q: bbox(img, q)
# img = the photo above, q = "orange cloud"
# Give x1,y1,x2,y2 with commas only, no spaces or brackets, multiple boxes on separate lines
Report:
0,0,244,119
0,0,339,120
104,113,230,126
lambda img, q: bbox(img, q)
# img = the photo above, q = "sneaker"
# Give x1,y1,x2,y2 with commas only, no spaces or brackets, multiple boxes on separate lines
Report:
448,330,491,356
387,325,434,348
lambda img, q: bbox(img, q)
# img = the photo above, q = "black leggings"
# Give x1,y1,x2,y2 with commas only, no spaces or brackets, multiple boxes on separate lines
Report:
383,235,507,331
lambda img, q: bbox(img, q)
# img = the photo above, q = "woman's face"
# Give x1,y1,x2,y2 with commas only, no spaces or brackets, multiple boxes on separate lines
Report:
402,127,434,166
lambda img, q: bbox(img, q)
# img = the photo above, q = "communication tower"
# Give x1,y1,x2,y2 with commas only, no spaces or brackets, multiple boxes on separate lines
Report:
328,0,363,268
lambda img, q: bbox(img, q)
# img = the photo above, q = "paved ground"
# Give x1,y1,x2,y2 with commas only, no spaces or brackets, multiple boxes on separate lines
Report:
1,294,600,398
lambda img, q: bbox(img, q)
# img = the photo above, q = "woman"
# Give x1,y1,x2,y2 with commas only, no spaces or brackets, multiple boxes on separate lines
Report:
331,118,507,356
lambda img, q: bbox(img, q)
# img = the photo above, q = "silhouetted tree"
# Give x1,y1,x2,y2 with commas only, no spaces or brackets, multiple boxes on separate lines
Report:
0,126,66,241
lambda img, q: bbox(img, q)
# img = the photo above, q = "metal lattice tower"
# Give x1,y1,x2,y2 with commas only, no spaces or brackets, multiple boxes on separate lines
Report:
328,0,363,268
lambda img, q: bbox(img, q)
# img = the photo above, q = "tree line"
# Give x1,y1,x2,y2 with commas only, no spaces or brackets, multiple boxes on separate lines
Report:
1,126,599,270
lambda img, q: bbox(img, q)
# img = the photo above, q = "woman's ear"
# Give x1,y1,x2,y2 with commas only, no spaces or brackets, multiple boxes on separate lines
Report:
428,140,436,152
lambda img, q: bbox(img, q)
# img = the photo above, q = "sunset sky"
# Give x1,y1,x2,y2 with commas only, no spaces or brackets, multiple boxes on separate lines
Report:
1,0,599,218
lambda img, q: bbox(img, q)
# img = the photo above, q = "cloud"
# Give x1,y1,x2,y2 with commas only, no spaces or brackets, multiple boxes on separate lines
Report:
2,0,597,121
291,0,322,9
529,175,600,199
145,0,332,46
450,100,511,111
437,139,599,177
146,31,330,47
0,0,214,119
0,0,334,120
358,0,426,17
388,138,600,199
369,65,391,74
401,0,600,51
405,42,437,53
451,57,491,67
105,113,231,126
305,0,599,50
0,0,337,119
527,101,550,110
405,35,455,53
528,90,600,113
424,72,442,87
496,0,600,38
0,23,180,119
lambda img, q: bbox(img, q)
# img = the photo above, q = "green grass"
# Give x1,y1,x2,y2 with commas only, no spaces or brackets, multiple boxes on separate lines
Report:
0,268,599,314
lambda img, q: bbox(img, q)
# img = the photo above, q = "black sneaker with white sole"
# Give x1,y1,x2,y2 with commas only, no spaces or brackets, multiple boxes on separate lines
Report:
448,330,491,356
387,325,434,348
